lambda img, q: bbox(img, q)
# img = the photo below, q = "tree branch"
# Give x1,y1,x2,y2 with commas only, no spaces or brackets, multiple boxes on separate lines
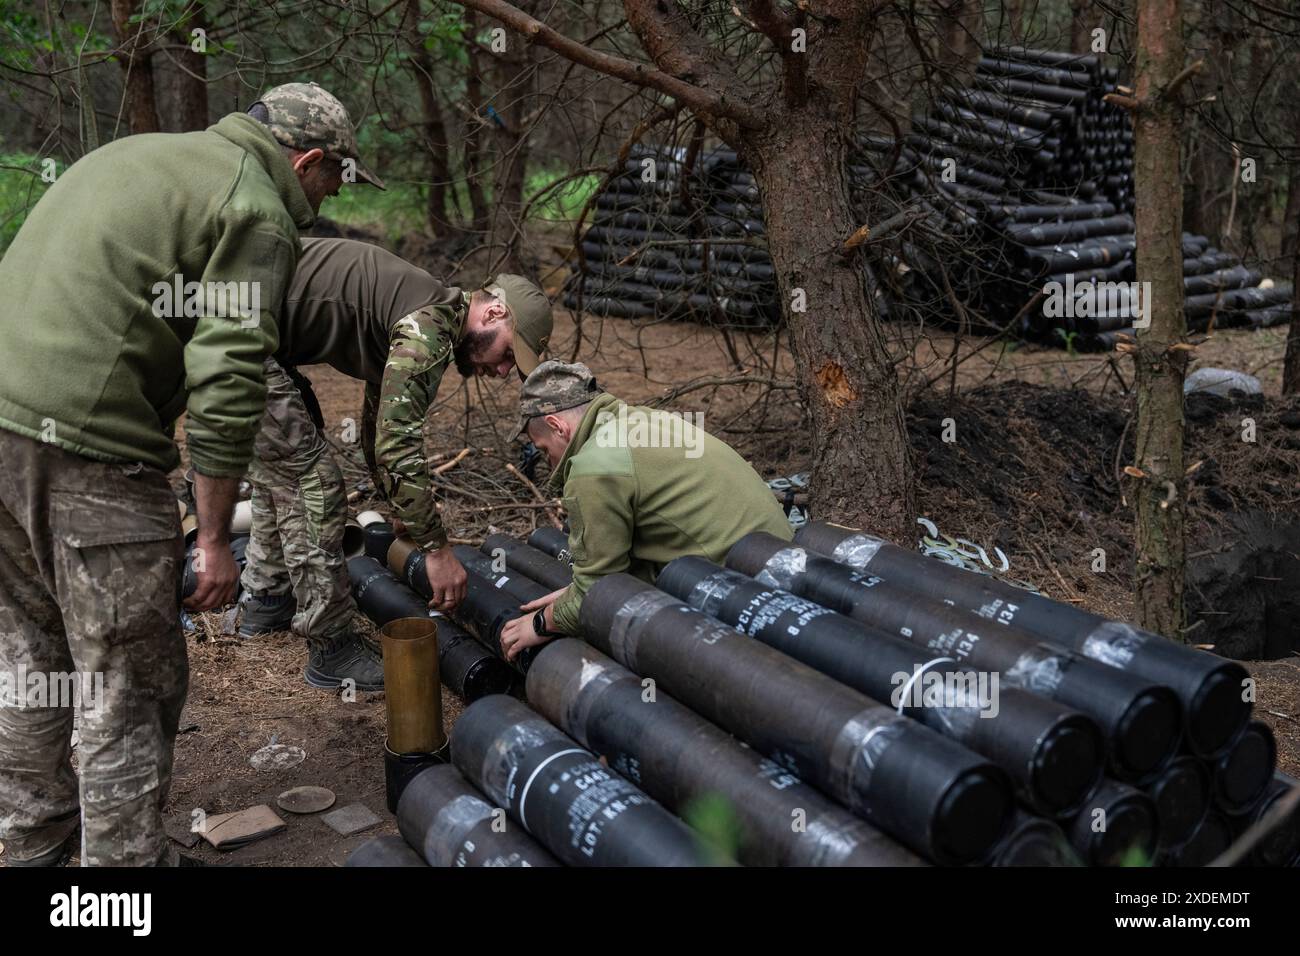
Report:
449,0,764,129
745,0,794,46
747,0,808,107
623,0,764,131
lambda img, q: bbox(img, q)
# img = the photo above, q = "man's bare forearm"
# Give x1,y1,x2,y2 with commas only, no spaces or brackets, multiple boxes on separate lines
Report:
192,472,241,547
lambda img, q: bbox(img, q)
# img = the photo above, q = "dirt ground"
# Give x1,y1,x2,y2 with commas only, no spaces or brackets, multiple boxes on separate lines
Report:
163,302,1300,866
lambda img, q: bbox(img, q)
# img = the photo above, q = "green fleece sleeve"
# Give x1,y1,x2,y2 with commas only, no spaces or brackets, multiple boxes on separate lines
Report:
549,473,637,635
373,307,454,551
183,211,293,477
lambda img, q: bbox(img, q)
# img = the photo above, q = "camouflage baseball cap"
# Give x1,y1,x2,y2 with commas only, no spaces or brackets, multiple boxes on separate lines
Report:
484,274,553,375
509,361,603,442
255,82,386,190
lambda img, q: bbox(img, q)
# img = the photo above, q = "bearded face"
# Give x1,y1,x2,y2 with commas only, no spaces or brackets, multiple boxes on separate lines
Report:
453,323,508,377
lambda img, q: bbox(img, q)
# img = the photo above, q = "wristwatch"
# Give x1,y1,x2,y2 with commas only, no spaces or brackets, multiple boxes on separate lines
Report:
532,609,563,639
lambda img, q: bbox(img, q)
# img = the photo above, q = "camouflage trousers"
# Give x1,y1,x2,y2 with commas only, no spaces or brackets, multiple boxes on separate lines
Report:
240,359,355,644
0,428,186,866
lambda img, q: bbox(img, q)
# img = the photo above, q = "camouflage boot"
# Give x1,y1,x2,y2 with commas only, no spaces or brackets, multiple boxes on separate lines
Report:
238,592,297,638
304,632,385,692
2,825,77,867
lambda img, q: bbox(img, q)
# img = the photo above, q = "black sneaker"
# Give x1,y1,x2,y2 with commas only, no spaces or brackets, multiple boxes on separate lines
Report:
238,592,296,637
304,634,385,692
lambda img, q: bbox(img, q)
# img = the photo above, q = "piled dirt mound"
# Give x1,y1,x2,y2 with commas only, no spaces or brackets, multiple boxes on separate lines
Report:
907,382,1300,658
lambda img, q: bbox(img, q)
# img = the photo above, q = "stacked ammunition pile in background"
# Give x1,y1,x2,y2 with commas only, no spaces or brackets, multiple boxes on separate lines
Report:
564,46,1292,350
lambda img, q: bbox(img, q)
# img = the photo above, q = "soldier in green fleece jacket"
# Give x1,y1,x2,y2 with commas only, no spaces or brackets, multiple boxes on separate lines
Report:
498,362,793,661
0,82,380,867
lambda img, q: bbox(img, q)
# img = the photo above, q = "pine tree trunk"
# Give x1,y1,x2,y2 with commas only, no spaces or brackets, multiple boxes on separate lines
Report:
744,109,915,539
463,10,492,235
170,16,208,131
405,0,459,237
1285,203,1300,392
1132,0,1189,638
111,0,160,134
1070,0,1094,54
487,4,535,274
935,0,981,84
1280,76,1300,395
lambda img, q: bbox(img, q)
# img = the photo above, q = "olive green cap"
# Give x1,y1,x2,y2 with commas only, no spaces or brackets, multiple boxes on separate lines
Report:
484,274,553,375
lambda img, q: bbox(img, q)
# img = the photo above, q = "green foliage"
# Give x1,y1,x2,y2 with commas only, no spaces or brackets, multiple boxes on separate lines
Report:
681,791,744,866
0,0,112,67
1120,843,1152,868
419,11,468,62
324,179,425,245
0,152,53,255
1051,327,1079,357
526,168,600,224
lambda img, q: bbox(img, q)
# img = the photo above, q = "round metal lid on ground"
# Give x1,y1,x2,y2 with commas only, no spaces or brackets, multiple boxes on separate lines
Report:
277,786,337,814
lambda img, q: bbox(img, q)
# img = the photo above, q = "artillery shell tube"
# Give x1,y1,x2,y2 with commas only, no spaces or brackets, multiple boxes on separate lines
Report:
480,534,574,590
526,526,572,563
379,617,448,812
656,556,1103,818
397,765,559,867
988,810,1080,866
453,545,552,604
792,522,1249,759
380,616,446,754
450,695,710,866
342,520,365,559
580,574,1012,864
1144,756,1210,848
728,533,1180,781
386,534,421,585
526,638,926,867
1160,811,1233,867
363,521,396,562
1212,721,1276,815
1067,778,1158,866
450,558,544,672
348,557,515,702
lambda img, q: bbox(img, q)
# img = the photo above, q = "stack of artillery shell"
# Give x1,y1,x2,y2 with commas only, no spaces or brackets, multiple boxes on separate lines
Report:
354,529,1298,867
561,144,781,328
564,46,1291,348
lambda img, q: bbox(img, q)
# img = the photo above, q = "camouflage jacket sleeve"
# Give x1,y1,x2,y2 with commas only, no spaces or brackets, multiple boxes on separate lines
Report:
373,306,456,551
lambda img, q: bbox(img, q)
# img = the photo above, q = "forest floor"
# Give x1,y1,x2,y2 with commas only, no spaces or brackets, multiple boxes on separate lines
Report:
158,302,1300,867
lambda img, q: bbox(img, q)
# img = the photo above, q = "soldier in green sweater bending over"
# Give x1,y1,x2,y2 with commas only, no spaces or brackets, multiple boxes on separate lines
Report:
498,361,793,662
0,82,379,867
